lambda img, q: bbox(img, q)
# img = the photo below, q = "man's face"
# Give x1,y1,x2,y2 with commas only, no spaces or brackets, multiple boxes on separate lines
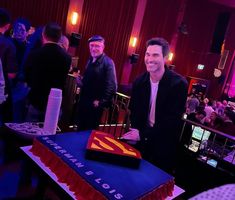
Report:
145,45,166,74
89,41,104,58
196,113,205,121
13,23,27,42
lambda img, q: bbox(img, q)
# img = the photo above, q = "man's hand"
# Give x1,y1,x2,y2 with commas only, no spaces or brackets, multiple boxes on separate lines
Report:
121,128,140,142
93,100,100,107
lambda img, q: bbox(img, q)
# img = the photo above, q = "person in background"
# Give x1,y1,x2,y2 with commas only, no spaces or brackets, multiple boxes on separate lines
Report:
217,107,235,137
22,26,43,66
213,100,224,116
186,93,199,114
122,37,188,173
0,8,17,126
76,35,117,131
11,18,31,67
58,35,69,51
24,22,71,121
203,98,214,119
10,18,31,122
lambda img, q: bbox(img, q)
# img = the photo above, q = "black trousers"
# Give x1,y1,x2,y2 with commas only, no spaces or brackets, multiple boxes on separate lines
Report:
76,102,103,131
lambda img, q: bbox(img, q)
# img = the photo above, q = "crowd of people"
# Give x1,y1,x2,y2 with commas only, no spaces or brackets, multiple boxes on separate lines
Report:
186,90,235,137
0,8,73,125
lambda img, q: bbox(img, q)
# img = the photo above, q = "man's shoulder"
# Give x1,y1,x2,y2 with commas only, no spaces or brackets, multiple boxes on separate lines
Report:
42,44,71,58
0,35,16,50
133,72,149,84
131,72,149,90
102,54,114,65
165,68,188,86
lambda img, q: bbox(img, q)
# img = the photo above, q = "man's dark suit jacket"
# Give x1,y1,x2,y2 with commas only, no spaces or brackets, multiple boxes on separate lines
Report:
129,67,188,173
25,43,71,111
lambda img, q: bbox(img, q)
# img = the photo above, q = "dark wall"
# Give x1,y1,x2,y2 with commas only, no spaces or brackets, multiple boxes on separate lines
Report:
173,0,235,98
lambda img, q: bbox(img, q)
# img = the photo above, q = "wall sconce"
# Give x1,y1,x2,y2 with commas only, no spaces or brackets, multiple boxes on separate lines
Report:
71,12,79,25
130,37,137,47
168,52,174,61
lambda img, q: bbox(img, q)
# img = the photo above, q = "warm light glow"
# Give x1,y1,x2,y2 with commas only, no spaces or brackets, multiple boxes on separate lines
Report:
131,37,137,47
168,52,174,61
71,12,78,25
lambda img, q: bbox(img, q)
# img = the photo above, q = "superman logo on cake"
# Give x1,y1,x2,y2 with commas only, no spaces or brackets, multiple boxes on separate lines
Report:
86,130,141,168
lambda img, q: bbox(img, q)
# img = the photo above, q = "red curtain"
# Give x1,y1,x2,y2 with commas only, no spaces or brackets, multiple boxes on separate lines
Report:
0,0,69,31
77,0,138,83
129,0,182,83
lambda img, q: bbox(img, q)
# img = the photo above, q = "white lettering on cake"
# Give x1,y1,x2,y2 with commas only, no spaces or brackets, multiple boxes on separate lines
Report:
95,178,101,183
59,149,67,154
102,184,110,189
85,171,94,176
69,158,77,163
46,140,54,144
54,145,62,150
75,162,84,168
94,178,124,199
109,189,116,194
114,194,123,199
64,153,73,158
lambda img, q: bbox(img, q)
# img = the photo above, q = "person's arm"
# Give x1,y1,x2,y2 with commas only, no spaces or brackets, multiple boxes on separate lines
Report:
24,51,35,87
98,58,117,107
6,42,17,80
121,80,141,142
165,78,188,121
158,77,188,144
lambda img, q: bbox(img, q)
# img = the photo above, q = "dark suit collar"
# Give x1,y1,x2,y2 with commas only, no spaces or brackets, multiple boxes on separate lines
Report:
159,66,171,85
89,53,105,65
43,43,61,50
144,65,170,85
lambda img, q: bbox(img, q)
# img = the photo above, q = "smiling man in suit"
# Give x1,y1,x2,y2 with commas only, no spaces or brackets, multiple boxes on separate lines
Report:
122,37,188,173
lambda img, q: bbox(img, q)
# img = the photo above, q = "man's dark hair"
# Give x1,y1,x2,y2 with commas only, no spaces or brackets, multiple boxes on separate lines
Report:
146,37,170,57
196,110,206,117
43,22,62,43
0,8,10,28
224,107,235,123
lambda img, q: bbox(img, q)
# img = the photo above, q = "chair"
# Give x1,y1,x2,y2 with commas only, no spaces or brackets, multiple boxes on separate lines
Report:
99,92,131,138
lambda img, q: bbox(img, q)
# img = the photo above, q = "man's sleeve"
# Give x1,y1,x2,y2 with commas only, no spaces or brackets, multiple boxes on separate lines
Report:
168,78,188,119
24,51,35,87
159,77,188,142
100,59,117,107
129,80,139,129
5,42,17,73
